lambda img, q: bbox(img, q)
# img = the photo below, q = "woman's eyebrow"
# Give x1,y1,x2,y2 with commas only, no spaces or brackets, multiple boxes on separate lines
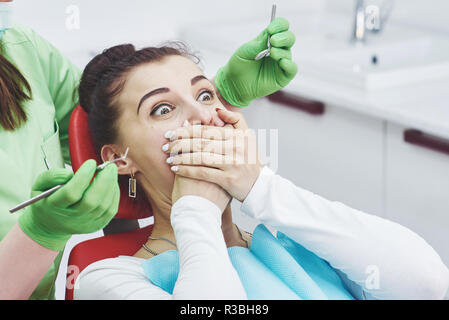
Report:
191,75,209,86
137,76,209,114
137,87,170,114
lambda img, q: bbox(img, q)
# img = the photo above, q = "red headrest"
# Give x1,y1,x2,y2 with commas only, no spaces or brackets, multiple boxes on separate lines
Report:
68,105,153,219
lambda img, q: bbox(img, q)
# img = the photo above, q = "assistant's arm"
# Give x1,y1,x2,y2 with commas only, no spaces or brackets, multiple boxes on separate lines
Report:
75,196,247,300
0,224,59,299
241,167,449,300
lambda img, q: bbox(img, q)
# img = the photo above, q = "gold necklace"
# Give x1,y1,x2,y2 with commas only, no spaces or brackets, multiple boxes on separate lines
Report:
142,236,177,256
142,227,251,256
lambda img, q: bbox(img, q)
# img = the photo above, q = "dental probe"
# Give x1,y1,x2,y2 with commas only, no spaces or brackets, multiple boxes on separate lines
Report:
9,147,129,214
254,4,277,61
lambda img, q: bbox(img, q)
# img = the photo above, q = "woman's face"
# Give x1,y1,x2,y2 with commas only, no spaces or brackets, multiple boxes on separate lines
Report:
103,55,226,198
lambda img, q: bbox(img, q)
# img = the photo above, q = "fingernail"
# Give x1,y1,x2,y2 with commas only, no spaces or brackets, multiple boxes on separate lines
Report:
166,157,174,164
171,166,179,172
164,130,173,139
183,120,190,127
162,143,169,152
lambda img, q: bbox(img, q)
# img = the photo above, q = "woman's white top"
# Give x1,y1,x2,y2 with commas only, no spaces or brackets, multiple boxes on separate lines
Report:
74,167,449,300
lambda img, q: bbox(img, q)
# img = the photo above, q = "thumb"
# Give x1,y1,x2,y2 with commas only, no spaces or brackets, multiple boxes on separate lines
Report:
216,108,248,130
235,29,269,60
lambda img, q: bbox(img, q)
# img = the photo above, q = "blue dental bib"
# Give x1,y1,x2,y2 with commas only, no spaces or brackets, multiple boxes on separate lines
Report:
141,224,354,300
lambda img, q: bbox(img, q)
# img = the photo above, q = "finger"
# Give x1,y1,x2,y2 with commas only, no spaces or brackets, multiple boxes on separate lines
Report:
91,174,120,226
93,176,120,223
74,163,118,213
32,168,74,192
235,18,290,61
269,47,292,62
238,30,270,60
94,186,120,229
171,165,224,185
270,30,296,49
215,108,249,130
107,181,121,217
278,58,299,81
73,178,119,232
167,125,234,142
168,152,231,169
267,17,289,35
50,159,97,207
165,138,230,156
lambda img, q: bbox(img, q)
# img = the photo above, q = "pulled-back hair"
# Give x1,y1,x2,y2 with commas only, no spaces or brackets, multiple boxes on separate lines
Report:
78,42,199,154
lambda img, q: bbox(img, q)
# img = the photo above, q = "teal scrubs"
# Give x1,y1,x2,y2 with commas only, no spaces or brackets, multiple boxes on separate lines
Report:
0,24,81,299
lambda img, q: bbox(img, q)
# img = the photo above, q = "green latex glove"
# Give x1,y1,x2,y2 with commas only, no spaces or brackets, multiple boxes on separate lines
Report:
18,159,120,251
215,17,298,107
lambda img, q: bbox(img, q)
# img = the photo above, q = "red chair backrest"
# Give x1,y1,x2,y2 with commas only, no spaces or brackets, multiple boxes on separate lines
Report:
65,106,154,300
68,105,152,220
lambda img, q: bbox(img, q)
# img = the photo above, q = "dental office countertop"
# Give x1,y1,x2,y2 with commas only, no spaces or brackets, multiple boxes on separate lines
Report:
179,11,449,140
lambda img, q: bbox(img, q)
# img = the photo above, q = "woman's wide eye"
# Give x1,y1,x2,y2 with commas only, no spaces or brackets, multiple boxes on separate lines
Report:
151,104,175,116
197,90,214,102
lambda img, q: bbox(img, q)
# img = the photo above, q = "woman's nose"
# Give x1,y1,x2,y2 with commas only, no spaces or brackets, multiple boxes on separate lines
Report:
187,103,225,127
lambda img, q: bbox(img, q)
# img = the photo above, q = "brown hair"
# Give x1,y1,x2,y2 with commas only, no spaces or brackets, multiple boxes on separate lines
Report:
78,42,199,154
0,44,32,131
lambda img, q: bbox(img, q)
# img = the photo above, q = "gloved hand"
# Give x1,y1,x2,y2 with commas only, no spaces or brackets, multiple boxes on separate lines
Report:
18,159,120,251
215,17,298,107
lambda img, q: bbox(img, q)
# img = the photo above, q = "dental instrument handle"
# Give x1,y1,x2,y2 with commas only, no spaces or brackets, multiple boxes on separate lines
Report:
9,148,129,213
10,161,118,214
9,163,105,214
9,184,63,213
270,3,276,22
9,147,129,214
255,4,277,61
266,4,276,52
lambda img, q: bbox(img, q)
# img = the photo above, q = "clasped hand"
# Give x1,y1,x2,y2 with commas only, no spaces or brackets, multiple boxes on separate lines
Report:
168,109,264,210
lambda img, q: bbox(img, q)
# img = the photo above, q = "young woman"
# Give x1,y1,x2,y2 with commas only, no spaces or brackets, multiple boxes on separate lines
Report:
0,0,296,298
73,40,448,300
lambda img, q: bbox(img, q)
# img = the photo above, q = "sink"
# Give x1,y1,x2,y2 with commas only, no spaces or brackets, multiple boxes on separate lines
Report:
299,37,449,90
178,11,449,90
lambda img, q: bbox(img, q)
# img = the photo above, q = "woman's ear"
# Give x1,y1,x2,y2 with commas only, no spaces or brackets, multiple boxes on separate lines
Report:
101,144,136,175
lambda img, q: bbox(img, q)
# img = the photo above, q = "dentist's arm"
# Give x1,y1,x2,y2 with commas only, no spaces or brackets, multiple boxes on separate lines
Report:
167,110,449,300
240,166,449,300
172,157,449,300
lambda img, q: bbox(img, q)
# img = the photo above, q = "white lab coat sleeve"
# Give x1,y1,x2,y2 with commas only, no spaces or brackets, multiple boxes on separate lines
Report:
241,166,449,300
74,195,247,300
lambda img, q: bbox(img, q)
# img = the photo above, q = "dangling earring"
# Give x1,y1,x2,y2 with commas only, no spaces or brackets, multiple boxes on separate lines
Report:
129,171,136,198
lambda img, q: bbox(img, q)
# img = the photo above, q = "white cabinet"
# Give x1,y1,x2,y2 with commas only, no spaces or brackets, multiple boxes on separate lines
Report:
233,91,449,268
241,92,385,217
385,123,449,266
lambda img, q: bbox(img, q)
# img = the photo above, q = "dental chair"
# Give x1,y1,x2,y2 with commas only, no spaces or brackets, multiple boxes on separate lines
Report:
65,105,154,300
